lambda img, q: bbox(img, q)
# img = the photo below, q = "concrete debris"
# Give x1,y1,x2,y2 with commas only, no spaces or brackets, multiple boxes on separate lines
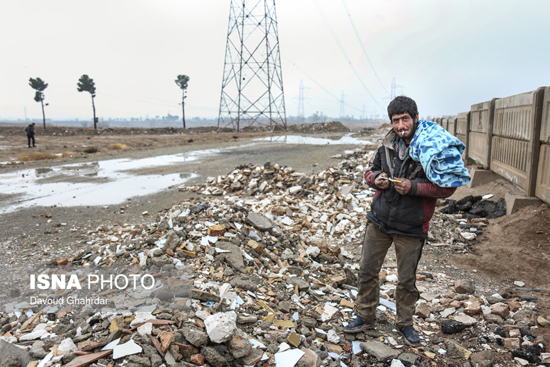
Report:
0,142,545,367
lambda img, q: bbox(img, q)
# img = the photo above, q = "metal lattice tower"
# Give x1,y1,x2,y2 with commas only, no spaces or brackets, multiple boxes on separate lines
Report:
390,77,397,100
339,91,345,119
218,0,287,132
297,80,305,120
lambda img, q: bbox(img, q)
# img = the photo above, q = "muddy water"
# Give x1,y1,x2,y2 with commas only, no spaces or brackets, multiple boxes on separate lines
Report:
0,135,370,214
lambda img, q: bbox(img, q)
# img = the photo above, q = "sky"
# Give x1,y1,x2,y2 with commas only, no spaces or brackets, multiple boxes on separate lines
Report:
1,0,549,122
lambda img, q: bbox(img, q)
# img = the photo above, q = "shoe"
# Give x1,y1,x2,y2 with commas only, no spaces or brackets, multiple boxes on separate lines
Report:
399,325,420,345
33,145,36,147
344,316,375,333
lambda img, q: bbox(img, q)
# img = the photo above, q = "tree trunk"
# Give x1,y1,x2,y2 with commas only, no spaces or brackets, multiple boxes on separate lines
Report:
92,96,97,130
40,98,46,130
181,96,186,129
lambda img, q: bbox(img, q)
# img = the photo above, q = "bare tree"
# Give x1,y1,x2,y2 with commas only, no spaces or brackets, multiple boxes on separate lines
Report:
28,77,48,130
175,75,190,128
77,74,98,129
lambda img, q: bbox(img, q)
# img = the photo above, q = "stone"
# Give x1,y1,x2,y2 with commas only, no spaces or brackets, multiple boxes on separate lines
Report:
246,212,273,231
503,338,520,349
360,341,399,362
327,330,340,344
538,316,550,327
454,314,477,326
287,332,301,348
490,303,510,318
279,301,291,313
296,347,322,367
228,335,251,359
230,276,259,291
30,341,48,359
182,326,209,347
202,347,226,367
306,246,320,258
110,316,125,333
240,347,265,365
0,340,32,367
455,279,475,294
463,299,482,315
160,331,175,352
216,241,245,270
470,350,495,367
483,314,504,324
415,302,430,318
190,353,205,365
205,311,237,343
192,289,221,303
398,353,418,365
445,340,472,359
440,319,466,334
286,276,309,291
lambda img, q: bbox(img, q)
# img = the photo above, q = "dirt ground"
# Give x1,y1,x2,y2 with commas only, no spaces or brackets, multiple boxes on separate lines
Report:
1,125,550,343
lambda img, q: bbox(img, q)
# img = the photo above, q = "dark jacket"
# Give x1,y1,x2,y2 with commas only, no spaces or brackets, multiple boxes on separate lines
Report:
25,124,35,136
364,130,456,238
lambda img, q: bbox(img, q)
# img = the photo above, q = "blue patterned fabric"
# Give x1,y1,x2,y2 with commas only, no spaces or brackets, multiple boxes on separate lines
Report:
409,120,471,187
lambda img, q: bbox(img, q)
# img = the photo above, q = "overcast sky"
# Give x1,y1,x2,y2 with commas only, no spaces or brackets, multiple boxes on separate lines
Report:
1,0,549,122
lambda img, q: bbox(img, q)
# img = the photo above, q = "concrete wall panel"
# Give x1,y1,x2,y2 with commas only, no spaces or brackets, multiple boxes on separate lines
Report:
541,87,550,144
441,118,448,131
536,143,550,203
491,89,543,195
468,100,496,168
447,117,457,136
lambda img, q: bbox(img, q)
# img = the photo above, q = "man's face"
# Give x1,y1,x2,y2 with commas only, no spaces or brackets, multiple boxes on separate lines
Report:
391,113,418,141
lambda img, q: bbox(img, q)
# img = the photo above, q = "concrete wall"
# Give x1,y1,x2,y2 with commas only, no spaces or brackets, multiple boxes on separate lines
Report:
536,87,550,202
468,99,497,169
431,86,550,205
490,89,543,195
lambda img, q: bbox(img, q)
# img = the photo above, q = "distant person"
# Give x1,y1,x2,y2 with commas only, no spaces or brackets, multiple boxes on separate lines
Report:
25,123,36,148
344,96,471,345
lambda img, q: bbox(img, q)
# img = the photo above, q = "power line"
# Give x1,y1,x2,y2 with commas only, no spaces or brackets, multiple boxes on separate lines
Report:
311,0,384,110
341,0,390,96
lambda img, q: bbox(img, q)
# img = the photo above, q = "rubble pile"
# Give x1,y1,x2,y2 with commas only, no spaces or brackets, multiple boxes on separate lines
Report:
0,147,548,367
439,195,507,220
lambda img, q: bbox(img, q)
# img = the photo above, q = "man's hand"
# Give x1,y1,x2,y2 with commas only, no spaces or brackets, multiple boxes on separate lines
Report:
394,178,411,195
375,173,390,190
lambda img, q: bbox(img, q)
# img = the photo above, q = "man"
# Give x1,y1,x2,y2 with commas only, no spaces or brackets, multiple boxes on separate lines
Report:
25,122,36,148
345,96,467,345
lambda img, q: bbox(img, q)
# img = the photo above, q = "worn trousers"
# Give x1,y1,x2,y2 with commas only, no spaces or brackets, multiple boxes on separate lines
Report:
27,135,35,147
355,222,425,328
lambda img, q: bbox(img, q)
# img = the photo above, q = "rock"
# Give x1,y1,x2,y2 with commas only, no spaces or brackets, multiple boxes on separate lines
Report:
306,246,320,258
490,303,510,318
216,241,245,270
483,314,504,324
440,319,466,334
360,341,399,361
455,279,475,294
503,338,521,349
202,346,226,367
398,353,418,365
190,353,205,365
538,316,550,327
246,212,273,231
30,341,48,359
205,311,237,343
463,299,482,315
240,347,264,365
182,326,209,347
470,350,495,367
286,276,310,291
415,302,430,318
454,314,477,326
192,289,221,303
228,335,251,359
296,347,322,367
327,330,340,344
279,301,291,313
230,276,259,291
160,331,175,352
445,340,472,359
0,340,32,367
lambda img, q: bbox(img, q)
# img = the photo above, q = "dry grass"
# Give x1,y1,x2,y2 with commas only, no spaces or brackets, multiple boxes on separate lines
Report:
61,151,76,158
108,143,129,150
18,152,58,161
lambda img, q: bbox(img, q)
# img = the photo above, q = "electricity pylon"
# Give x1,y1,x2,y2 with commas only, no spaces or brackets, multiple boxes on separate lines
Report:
218,0,287,132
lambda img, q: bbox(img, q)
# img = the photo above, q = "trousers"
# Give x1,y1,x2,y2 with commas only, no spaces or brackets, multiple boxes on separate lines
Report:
355,222,425,328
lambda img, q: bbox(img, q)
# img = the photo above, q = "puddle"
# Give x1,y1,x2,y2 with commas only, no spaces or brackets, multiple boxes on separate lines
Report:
254,133,376,145
0,148,224,214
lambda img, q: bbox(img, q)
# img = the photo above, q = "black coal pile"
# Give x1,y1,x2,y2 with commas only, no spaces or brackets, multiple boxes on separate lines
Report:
439,195,506,219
